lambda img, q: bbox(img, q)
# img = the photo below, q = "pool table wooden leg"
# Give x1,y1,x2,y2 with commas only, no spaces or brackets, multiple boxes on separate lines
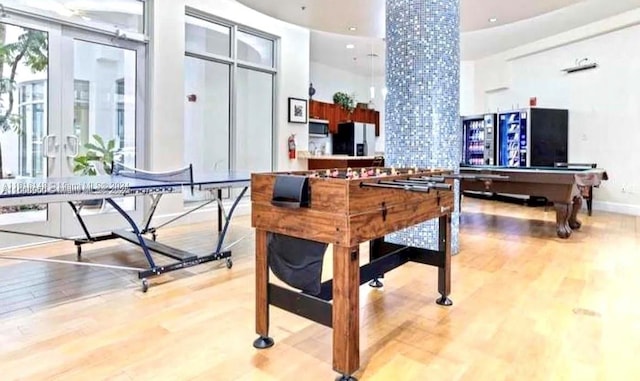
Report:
554,202,572,239
568,196,583,230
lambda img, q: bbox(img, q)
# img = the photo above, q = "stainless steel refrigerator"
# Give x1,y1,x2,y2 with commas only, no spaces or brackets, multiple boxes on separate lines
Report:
332,122,376,156
461,113,496,166
497,108,568,167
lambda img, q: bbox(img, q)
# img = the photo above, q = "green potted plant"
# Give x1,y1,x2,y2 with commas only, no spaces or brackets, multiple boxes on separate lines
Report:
73,134,119,176
333,91,356,113
73,134,120,208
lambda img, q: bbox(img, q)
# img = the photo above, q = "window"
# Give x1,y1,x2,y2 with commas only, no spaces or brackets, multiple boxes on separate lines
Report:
18,81,47,177
4,0,146,35
116,78,125,150
237,30,274,67
235,68,273,173
184,57,230,173
185,15,231,58
184,11,276,203
74,80,90,148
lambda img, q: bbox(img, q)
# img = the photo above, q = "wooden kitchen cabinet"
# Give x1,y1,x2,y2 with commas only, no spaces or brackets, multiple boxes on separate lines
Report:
309,100,321,120
352,108,365,123
309,99,380,136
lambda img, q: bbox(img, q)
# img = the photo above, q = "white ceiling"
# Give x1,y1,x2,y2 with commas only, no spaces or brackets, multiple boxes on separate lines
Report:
236,0,640,75
236,0,586,36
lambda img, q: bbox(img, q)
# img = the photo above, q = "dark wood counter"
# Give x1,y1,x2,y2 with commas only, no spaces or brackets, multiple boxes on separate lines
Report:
307,156,384,170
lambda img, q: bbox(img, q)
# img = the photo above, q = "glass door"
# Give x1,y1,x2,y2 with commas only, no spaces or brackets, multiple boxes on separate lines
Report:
59,27,145,237
0,17,63,249
0,13,146,250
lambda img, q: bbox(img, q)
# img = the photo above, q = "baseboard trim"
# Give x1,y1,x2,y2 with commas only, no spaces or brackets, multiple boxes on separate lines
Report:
592,201,640,216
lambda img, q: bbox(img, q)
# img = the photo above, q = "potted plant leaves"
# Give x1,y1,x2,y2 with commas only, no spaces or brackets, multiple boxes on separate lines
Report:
332,91,356,113
72,134,120,207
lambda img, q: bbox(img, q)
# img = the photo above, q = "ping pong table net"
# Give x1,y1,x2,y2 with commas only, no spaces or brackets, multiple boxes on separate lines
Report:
112,162,194,188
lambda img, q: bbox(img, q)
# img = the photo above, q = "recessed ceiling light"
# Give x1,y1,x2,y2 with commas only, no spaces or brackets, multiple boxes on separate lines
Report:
346,44,355,49
489,17,497,23
348,26,357,31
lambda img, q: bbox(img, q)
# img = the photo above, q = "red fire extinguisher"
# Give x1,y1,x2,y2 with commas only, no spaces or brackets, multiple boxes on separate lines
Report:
288,134,296,159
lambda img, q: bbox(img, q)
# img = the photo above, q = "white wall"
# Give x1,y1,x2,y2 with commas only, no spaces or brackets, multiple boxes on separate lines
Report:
471,11,640,214
148,0,185,174
310,61,386,153
460,61,475,116
309,61,371,104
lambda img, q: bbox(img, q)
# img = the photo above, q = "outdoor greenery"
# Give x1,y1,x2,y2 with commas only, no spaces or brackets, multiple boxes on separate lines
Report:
0,25,48,179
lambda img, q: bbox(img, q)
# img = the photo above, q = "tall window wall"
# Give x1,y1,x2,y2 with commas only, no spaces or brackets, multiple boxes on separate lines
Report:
184,11,276,201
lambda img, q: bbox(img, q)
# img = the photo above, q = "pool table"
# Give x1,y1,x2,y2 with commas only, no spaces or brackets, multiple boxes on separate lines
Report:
458,164,609,239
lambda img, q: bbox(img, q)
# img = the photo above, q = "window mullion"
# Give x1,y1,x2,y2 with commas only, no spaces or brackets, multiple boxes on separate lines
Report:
229,24,238,172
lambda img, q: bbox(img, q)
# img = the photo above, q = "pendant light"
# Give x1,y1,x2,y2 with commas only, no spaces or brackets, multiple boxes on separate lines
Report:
368,42,375,108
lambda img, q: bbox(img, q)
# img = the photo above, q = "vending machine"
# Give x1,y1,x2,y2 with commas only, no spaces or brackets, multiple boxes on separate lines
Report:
497,108,568,167
497,110,527,167
461,113,496,166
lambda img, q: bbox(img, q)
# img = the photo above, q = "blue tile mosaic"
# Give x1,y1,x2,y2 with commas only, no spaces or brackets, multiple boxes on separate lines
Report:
384,0,461,253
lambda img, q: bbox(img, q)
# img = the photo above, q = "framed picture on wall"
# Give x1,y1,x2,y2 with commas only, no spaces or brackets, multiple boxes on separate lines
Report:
288,97,308,124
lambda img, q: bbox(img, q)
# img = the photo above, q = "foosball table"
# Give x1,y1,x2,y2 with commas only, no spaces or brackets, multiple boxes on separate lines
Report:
250,167,455,380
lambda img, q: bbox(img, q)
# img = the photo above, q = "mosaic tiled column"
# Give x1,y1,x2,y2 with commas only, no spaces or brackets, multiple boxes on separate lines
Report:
385,0,461,253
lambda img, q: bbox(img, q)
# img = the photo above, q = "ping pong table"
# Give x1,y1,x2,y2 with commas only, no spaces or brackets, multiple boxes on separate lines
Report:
0,162,251,292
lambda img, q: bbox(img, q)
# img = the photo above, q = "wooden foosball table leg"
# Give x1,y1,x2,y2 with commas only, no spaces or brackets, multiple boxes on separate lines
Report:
436,214,453,306
368,238,385,288
333,244,360,380
253,228,274,349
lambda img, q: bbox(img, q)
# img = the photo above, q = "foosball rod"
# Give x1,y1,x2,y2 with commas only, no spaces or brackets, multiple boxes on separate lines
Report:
442,174,509,181
391,179,452,189
409,176,446,182
361,181,451,192
360,182,431,192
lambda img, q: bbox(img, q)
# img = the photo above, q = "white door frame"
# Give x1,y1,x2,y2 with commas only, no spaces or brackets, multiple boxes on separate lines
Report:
59,25,147,238
0,14,63,249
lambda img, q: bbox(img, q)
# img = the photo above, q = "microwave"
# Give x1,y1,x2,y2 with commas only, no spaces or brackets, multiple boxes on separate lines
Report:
309,119,329,136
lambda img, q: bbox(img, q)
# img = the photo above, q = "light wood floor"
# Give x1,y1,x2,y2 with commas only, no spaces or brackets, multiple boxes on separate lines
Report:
1,197,639,381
